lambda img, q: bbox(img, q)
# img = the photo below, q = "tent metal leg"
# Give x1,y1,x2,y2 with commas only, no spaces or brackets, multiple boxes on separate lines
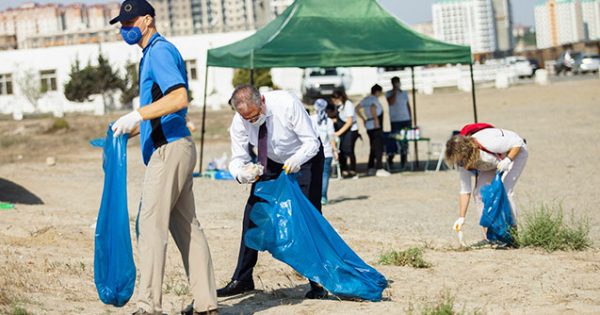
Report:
411,66,419,169
250,68,254,85
470,63,478,123
199,63,209,174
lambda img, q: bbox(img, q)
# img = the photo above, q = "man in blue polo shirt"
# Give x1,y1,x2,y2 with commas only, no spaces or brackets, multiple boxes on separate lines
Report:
110,1,218,314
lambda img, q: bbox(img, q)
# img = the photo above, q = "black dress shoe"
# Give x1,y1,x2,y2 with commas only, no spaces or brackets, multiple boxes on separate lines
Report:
216,279,255,297
305,286,328,299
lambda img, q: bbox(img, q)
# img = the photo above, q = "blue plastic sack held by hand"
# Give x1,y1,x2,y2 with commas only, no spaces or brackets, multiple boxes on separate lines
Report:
94,126,136,307
479,172,515,244
245,173,387,301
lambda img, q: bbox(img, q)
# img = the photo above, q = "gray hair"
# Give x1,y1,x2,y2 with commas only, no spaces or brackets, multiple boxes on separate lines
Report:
230,85,261,110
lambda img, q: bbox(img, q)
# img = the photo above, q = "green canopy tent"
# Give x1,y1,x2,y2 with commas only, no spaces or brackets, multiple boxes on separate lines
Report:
198,0,476,172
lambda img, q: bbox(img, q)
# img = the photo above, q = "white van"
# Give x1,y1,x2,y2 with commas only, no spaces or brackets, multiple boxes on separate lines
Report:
301,67,352,103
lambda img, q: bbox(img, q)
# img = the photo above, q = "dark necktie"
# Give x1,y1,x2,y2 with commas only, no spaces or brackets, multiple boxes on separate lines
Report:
257,123,268,169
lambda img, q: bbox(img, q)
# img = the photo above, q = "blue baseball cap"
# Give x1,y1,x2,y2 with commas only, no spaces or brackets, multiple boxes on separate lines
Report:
109,0,155,25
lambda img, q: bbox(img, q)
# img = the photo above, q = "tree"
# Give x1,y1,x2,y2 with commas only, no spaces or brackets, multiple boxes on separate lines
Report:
120,61,139,108
95,52,125,110
16,68,42,112
64,51,124,110
64,59,98,102
232,68,273,88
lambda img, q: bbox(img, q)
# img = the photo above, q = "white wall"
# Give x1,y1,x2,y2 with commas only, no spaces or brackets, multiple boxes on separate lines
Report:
0,31,254,116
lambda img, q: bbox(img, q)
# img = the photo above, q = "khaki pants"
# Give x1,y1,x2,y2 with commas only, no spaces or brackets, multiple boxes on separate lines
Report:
136,137,217,314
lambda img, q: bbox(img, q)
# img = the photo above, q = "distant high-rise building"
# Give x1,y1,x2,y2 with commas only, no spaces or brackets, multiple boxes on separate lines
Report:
432,0,499,54
581,0,600,40
492,0,514,52
150,0,271,35
0,0,274,50
271,0,293,17
535,0,586,49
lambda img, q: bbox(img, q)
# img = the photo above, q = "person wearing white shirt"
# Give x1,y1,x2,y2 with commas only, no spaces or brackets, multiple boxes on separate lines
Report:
310,99,338,205
358,84,391,177
331,90,359,178
445,127,528,247
385,76,412,169
218,85,328,299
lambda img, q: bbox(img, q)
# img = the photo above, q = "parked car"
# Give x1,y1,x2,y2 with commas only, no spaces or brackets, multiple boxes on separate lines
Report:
573,54,600,74
301,67,351,103
504,56,535,78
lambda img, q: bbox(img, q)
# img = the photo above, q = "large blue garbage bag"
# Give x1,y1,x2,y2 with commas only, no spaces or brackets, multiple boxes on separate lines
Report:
245,173,387,301
94,126,136,307
479,172,515,244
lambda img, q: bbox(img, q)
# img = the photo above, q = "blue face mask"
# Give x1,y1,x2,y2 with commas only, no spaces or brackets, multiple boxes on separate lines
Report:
120,26,143,45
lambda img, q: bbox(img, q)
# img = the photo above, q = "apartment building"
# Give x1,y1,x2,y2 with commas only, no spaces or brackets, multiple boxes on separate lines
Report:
432,0,499,53
581,0,600,40
535,0,587,49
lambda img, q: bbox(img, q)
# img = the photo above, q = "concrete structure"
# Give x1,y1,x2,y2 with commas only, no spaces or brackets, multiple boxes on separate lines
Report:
271,0,294,17
582,0,600,40
0,2,121,50
432,0,499,53
535,0,586,49
0,1,275,50
149,0,272,35
492,0,514,52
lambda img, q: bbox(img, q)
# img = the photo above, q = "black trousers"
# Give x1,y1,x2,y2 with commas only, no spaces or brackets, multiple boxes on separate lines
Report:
338,130,359,173
367,128,384,170
232,146,325,284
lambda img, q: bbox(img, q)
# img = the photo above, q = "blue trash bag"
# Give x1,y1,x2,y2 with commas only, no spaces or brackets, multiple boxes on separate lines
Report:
89,137,105,148
94,126,136,307
479,172,515,244
245,172,388,301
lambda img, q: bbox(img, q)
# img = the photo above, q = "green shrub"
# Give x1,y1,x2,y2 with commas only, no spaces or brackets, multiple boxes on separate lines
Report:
420,292,457,315
11,305,31,315
379,247,431,268
515,203,591,252
408,291,481,315
48,118,69,132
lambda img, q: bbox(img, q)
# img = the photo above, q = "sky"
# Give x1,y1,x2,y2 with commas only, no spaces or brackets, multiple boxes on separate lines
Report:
0,0,538,26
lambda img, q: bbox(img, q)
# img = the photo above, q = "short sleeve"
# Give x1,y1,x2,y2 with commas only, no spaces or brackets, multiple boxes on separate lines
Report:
149,43,187,95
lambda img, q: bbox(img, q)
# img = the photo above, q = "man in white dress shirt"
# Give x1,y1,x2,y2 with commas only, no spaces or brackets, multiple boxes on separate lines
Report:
217,85,328,299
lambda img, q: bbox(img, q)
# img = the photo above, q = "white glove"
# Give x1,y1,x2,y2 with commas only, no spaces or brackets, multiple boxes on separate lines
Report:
237,163,264,184
283,155,302,174
112,110,143,137
453,217,465,232
497,157,512,173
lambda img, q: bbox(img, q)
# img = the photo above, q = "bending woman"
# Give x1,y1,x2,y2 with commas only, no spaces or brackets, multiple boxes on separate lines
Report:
445,126,528,243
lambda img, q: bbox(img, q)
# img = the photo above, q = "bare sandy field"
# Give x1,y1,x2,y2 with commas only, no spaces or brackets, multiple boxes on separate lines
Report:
1,78,599,314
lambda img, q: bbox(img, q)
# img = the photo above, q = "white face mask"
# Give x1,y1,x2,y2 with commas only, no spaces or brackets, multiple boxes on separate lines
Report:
250,114,267,127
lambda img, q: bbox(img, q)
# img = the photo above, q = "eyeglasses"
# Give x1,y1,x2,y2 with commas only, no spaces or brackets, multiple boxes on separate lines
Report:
243,105,263,123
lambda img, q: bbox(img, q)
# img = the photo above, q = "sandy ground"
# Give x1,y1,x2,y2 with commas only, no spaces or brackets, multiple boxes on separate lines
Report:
1,78,600,314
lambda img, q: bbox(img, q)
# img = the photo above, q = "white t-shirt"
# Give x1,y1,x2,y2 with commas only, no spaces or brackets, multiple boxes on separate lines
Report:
359,95,383,130
338,100,358,131
458,128,525,193
385,89,411,122
310,115,336,158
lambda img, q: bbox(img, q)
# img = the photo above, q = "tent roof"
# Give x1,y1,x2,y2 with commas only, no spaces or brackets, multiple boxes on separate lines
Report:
207,0,472,68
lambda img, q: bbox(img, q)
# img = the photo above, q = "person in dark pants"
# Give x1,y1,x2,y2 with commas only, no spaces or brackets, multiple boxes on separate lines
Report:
358,84,390,177
220,85,328,299
331,90,360,179
385,76,412,170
